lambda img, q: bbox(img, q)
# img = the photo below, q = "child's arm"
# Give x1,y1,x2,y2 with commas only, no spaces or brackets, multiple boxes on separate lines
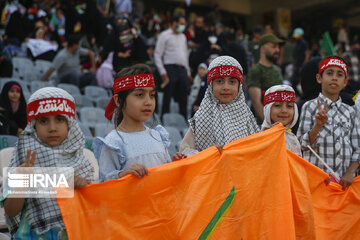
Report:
308,99,328,145
340,113,360,189
4,150,36,217
179,128,199,157
340,162,359,190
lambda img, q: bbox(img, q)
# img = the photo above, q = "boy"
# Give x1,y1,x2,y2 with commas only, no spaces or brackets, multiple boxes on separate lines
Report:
297,56,360,189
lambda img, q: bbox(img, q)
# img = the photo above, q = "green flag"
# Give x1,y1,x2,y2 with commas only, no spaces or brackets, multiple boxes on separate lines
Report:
321,31,336,55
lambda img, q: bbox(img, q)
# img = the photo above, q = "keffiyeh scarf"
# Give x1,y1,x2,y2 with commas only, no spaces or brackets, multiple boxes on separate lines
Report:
5,87,94,235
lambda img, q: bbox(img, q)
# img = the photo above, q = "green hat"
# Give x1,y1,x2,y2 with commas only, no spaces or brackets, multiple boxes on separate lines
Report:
259,34,284,46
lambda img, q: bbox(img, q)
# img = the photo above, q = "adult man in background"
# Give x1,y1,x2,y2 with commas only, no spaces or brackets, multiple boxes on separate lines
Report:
291,28,310,94
154,15,190,119
41,34,97,89
247,34,284,123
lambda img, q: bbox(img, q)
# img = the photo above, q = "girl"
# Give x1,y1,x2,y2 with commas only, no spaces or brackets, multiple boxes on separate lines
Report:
0,81,27,136
261,85,301,156
94,64,172,182
179,56,259,156
2,87,94,239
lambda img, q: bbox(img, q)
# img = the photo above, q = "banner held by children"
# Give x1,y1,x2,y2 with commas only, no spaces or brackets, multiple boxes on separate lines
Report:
57,124,360,239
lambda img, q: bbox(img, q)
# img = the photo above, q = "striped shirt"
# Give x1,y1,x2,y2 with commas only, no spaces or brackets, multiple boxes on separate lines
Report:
297,93,360,177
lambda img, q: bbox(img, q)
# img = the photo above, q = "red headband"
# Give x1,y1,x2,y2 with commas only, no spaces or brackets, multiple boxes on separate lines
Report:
105,74,155,120
207,65,243,85
318,57,348,77
264,91,296,106
27,98,76,122
10,85,21,92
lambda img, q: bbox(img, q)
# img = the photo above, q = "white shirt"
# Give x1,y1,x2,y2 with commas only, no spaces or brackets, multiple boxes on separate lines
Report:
154,28,190,76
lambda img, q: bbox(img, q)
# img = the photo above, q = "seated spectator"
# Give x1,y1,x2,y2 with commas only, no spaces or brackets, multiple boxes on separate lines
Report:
0,81,27,136
41,34,97,89
26,27,59,61
0,37,13,77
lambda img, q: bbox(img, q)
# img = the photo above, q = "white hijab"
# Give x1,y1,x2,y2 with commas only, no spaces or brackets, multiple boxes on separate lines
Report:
261,85,299,131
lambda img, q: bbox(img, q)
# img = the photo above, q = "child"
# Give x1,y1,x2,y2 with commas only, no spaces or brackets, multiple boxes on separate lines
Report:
0,81,27,136
297,56,360,189
93,64,172,182
189,63,207,116
261,85,301,156
179,56,259,156
2,87,94,238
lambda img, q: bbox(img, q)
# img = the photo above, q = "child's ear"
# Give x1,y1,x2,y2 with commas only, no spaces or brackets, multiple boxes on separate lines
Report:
113,95,120,107
344,77,349,87
316,73,322,84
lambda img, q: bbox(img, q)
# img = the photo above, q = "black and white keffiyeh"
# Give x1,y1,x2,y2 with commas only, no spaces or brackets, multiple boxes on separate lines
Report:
6,87,94,235
189,56,259,151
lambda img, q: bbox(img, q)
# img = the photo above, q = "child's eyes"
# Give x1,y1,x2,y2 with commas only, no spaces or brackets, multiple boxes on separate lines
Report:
38,118,48,124
215,79,224,83
229,79,237,84
56,116,66,122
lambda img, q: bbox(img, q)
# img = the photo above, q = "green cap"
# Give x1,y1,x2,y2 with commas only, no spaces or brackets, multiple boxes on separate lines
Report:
259,34,284,46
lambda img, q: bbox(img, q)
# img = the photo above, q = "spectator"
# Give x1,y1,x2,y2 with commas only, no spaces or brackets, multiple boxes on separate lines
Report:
248,25,264,66
154,14,191,119
247,33,284,123
291,27,310,94
102,17,149,73
114,0,132,18
0,81,27,136
41,34,97,89
0,37,13,77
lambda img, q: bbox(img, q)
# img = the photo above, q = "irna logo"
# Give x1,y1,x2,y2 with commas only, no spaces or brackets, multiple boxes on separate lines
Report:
8,172,69,188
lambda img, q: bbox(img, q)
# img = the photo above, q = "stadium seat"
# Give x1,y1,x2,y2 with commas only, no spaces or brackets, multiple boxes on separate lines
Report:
30,81,54,92
57,83,81,95
84,86,109,100
78,122,93,137
73,94,94,108
0,135,18,150
163,113,188,129
79,107,108,128
164,126,182,144
96,96,111,109
94,123,114,138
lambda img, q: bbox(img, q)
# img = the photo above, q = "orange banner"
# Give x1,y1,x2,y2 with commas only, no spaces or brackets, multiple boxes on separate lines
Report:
57,124,360,239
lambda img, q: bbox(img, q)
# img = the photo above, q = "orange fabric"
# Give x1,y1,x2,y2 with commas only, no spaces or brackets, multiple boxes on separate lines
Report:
57,124,360,239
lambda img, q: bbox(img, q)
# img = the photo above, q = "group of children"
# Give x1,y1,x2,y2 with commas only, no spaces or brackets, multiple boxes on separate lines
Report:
2,55,359,238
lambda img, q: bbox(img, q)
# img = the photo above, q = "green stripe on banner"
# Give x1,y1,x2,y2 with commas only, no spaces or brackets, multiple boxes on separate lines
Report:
198,186,236,240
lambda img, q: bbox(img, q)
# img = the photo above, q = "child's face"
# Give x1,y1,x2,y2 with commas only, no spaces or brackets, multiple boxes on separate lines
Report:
316,66,348,98
198,67,207,77
118,87,156,123
8,87,21,103
270,102,294,127
212,77,239,104
35,115,68,147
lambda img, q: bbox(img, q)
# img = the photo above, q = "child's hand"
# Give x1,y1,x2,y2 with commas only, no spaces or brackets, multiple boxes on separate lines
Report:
173,152,187,161
74,176,90,189
119,163,148,178
339,173,354,190
17,149,36,174
315,99,328,128
212,144,223,154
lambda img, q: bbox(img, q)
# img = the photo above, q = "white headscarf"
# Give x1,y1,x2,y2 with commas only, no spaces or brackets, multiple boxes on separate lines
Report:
261,85,299,131
6,87,94,235
261,85,301,156
189,56,259,151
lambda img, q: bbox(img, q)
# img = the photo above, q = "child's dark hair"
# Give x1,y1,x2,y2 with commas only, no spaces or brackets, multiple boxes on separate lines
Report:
319,55,348,77
114,63,157,127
